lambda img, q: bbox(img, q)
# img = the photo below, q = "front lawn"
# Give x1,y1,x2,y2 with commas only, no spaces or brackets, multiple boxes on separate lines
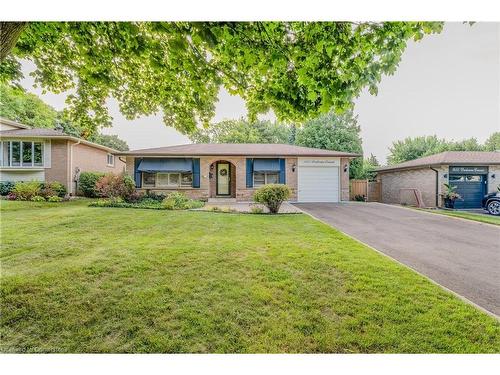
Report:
1,200,499,353
419,208,500,226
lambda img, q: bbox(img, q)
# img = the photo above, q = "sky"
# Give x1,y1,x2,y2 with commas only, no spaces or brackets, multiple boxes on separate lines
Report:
18,22,500,164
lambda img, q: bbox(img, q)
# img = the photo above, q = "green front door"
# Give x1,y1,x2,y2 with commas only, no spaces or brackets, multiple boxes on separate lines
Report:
216,162,230,196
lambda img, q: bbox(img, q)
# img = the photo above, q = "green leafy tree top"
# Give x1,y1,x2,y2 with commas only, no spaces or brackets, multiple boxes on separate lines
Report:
0,82,129,151
1,21,443,135
295,110,363,179
189,118,292,144
484,132,500,151
387,135,492,164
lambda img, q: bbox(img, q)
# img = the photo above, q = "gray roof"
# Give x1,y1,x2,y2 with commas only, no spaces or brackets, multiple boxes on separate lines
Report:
0,128,67,137
117,143,360,157
0,126,119,153
377,151,500,172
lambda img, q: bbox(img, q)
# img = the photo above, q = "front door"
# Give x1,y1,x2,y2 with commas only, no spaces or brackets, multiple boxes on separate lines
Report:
216,162,231,196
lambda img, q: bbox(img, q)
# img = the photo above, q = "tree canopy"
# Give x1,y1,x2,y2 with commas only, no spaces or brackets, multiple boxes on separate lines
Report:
387,135,492,164
189,118,293,144
0,82,129,151
295,110,364,179
0,21,443,135
484,132,500,151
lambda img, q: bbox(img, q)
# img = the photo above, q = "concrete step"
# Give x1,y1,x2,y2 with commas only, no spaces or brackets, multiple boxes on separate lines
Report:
207,197,237,203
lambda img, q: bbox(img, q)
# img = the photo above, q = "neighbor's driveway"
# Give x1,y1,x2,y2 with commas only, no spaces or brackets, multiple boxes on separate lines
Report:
294,202,500,316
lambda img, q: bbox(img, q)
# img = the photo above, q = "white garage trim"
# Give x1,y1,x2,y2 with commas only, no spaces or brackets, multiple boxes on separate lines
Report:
297,157,340,202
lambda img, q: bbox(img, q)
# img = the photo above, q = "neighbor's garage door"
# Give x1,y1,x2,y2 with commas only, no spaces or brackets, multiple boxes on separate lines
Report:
298,160,339,202
450,174,486,209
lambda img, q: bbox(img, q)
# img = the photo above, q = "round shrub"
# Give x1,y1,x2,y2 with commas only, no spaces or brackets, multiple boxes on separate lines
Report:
78,172,105,197
162,192,204,210
13,181,41,201
47,195,63,202
253,184,291,214
31,195,46,202
95,173,135,200
0,181,15,196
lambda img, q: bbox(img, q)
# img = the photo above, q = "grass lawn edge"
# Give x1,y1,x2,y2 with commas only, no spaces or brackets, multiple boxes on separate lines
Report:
298,207,500,320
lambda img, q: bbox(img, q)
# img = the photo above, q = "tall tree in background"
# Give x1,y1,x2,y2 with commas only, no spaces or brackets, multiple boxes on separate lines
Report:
0,21,443,135
189,119,292,144
387,135,492,164
295,110,363,179
0,83,129,151
483,132,500,151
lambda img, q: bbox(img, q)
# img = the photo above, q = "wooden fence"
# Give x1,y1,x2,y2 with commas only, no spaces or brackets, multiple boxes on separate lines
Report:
350,179,381,202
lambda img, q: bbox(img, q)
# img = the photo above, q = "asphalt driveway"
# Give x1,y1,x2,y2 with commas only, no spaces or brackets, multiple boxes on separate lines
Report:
294,202,500,316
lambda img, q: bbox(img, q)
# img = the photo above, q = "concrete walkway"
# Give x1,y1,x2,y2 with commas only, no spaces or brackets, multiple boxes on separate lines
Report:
294,202,500,316
202,201,302,214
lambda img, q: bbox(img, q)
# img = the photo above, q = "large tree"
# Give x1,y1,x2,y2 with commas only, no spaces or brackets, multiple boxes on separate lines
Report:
189,118,293,144
0,21,443,135
295,110,363,179
0,82,129,150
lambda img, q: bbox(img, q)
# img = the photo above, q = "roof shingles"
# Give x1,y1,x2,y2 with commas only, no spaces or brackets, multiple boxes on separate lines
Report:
117,143,360,157
377,151,500,172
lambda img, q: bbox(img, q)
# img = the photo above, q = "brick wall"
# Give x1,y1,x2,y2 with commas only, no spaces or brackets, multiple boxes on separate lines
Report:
488,166,500,193
45,139,70,188
379,167,438,207
340,157,350,201
125,156,299,201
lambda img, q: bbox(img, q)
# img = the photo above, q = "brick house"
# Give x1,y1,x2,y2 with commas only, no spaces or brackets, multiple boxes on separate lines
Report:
0,117,124,195
376,151,500,208
116,144,359,202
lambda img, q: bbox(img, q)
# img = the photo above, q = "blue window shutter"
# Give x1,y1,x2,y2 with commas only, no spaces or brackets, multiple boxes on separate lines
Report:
246,158,254,188
279,158,286,184
134,158,142,188
192,158,201,188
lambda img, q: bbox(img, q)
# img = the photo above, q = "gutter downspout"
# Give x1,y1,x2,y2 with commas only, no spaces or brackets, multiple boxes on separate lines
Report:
429,166,439,207
69,139,81,196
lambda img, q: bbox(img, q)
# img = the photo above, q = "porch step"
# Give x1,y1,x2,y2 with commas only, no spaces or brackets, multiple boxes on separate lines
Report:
207,197,237,204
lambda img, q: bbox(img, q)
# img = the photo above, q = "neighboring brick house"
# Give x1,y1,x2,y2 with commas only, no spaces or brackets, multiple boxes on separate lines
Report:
116,143,358,202
376,151,500,208
0,117,124,195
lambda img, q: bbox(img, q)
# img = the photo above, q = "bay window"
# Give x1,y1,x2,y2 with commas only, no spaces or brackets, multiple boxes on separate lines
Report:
0,141,43,167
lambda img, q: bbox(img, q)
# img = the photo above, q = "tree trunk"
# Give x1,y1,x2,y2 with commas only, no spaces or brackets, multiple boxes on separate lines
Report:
0,22,27,60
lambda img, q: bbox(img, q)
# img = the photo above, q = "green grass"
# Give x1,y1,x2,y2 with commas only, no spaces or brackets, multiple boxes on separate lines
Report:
420,208,500,226
1,200,499,353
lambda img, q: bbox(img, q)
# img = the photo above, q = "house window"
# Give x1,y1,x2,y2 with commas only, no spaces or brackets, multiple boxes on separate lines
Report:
106,153,115,166
1,141,43,167
142,172,156,187
142,172,193,188
253,172,280,187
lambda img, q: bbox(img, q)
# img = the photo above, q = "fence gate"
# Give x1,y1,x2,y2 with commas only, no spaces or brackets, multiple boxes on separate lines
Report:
350,180,381,202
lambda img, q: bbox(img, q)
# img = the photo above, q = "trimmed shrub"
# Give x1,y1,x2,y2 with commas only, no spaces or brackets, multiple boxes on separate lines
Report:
47,195,63,202
161,192,204,210
78,172,105,197
12,181,41,201
253,184,291,214
7,192,16,200
40,181,67,198
95,173,135,200
354,194,365,202
0,181,15,196
31,195,46,202
143,191,166,202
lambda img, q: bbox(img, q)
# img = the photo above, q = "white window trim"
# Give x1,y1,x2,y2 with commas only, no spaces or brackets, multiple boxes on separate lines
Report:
253,171,280,187
1,140,44,168
106,153,115,167
141,172,193,188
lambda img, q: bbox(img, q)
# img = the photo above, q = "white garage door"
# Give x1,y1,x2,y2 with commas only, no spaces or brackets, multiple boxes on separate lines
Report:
298,164,339,202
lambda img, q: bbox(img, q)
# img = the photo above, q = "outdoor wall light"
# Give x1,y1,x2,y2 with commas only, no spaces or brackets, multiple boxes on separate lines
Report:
292,163,296,172
492,174,496,179
343,164,348,173
443,173,448,178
